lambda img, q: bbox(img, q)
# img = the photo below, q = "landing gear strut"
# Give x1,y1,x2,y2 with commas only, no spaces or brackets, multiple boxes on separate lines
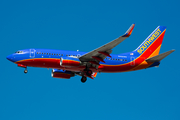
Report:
24,68,28,73
84,64,92,76
86,70,92,76
81,76,87,83
80,64,93,83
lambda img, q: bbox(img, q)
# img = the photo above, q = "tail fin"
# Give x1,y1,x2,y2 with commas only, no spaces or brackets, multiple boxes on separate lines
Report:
134,26,166,59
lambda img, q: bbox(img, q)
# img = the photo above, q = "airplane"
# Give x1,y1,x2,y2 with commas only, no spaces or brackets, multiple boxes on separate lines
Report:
6,24,175,83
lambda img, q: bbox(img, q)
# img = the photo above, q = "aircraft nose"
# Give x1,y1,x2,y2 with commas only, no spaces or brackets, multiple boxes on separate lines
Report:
6,55,14,62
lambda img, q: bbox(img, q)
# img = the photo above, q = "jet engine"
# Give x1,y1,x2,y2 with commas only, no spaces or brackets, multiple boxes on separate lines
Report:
60,57,81,67
51,69,75,79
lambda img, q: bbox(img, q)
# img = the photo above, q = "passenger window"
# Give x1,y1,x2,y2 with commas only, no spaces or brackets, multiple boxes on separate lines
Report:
47,53,48,55
42,53,43,55
44,53,46,55
59,54,61,56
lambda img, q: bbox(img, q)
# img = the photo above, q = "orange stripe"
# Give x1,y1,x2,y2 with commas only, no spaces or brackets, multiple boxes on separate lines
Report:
131,44,162,71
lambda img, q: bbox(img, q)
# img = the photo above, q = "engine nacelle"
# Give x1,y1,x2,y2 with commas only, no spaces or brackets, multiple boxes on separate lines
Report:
60,57,81,67
51,69,75,79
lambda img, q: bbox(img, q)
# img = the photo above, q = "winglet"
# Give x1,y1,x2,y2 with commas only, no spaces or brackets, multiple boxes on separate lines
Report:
146,49,175,62
123,23,135,37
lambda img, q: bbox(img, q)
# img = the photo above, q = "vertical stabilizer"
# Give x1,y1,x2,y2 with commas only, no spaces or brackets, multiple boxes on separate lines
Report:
134,26,166,59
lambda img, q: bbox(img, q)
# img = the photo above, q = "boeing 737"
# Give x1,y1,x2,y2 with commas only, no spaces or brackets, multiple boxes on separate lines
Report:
6,24,175,83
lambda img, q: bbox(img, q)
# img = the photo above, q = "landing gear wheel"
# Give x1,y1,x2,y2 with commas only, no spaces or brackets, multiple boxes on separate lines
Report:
81,76,87,83
24,69,28,74
86,70,92,76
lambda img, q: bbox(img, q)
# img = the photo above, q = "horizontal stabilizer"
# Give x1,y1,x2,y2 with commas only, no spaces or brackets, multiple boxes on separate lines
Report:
146,50,175,62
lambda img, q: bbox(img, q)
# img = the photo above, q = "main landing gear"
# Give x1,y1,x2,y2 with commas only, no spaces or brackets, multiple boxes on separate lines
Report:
81,76,87,83
80,65,93,83
86,70,92,76
84,64,93,76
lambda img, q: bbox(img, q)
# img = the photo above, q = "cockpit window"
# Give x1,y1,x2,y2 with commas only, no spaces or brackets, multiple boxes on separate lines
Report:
15,51,23,54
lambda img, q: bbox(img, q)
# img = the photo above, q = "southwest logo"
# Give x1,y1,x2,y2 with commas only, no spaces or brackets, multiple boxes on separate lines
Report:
137,28,161,54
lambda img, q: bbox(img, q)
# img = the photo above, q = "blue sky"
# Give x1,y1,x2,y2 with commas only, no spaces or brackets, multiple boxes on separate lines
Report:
0,0,180,119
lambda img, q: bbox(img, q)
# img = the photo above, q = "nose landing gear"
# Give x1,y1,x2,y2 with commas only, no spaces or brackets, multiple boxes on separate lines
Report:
17,64,28,74
24,68,28,73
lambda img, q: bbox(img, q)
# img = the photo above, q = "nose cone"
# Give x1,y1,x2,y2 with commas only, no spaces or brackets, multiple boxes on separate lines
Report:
6,55,11,60
6,54,14,62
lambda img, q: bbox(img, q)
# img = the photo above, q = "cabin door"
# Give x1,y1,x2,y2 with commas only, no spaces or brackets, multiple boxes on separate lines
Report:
131,57,135,66
30,49,35,58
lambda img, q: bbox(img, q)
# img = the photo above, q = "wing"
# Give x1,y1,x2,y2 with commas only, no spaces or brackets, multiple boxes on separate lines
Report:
79,24,135,65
